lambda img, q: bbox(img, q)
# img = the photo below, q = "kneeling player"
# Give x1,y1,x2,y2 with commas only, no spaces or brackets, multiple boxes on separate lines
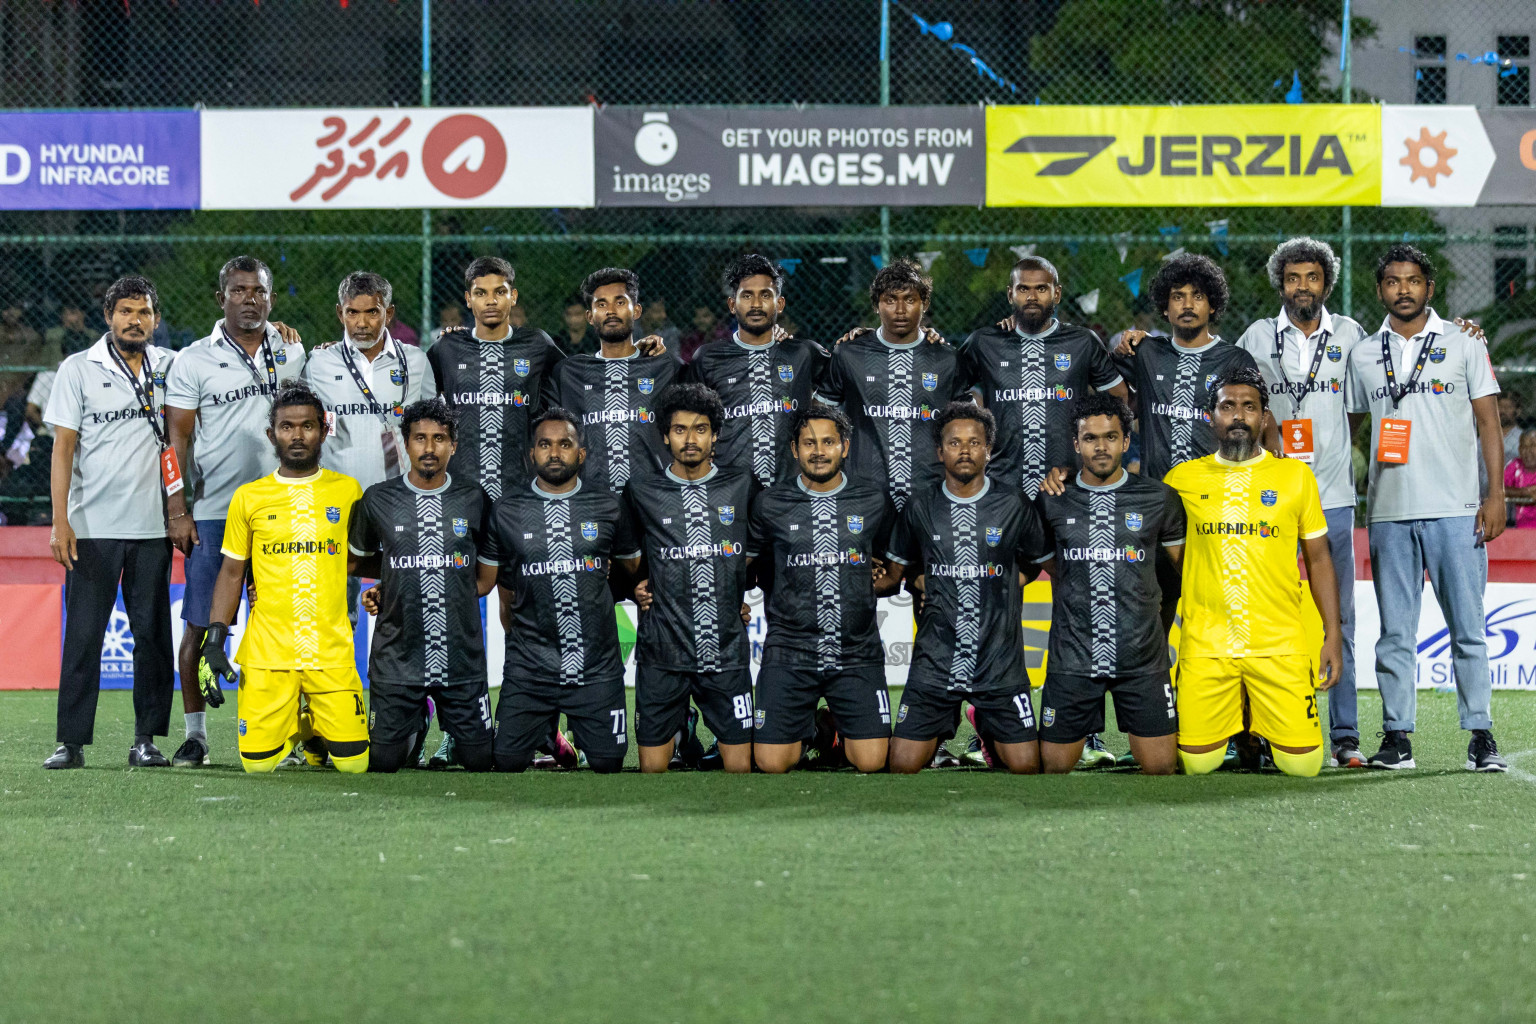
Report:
885,403,1049,774
481,409,640,773
1034,394,1185,775
198,382,370,773
1163,369,1342,777
748,404,899,773
349,398,498,772
620,384,756,773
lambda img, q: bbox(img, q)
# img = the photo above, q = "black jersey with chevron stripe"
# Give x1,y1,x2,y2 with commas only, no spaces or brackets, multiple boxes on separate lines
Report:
348,474,494,688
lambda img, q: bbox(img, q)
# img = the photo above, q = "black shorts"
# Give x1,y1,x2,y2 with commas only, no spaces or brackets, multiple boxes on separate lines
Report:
1039,668,1177,743
893,682,1038,745
754,661,891,745
634,663,754,748
369,678,494,750
494,675,628,765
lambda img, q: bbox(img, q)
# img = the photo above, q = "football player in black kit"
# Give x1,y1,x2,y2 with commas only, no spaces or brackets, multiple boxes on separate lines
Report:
479,408,642,773
1033,393,1185,775
350,398,498,772
686,254,830,489
619,384,756,773
427,257,566,502
748,404,901,773
552,267,678,494
885,403,1050,774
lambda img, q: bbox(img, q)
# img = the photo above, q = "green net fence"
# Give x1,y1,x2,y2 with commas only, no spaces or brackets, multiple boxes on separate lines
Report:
1,0,1533,521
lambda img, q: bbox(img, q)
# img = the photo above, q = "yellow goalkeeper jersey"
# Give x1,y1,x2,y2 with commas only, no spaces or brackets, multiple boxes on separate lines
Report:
221,468,362,670
1162,450,1329,660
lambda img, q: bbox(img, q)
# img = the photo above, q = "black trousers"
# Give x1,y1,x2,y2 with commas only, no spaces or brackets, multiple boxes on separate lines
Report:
57,538,175,746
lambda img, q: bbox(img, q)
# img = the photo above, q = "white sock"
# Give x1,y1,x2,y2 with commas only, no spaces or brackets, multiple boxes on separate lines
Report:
185,711,207,741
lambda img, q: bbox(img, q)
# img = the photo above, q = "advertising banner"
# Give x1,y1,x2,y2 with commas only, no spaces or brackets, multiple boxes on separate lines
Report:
1380,105,1496,207
199,107,593,209
0,584,62,690
1476,109,1536,206
986,104,1380,207
594,105,985,207
0,110,200,210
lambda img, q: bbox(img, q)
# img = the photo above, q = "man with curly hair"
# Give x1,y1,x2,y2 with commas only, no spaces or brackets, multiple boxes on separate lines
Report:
1110,253,1268,637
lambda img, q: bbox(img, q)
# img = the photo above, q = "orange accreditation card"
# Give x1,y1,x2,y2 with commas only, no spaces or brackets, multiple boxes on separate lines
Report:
1377,417,1412,464
1280,419,1314,463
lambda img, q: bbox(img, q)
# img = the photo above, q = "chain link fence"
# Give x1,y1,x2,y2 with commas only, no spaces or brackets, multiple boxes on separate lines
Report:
1,0,1533,521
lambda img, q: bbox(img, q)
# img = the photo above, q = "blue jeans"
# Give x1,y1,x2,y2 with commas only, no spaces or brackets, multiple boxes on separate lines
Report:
1323,506,1358,742
1368,516,1492,733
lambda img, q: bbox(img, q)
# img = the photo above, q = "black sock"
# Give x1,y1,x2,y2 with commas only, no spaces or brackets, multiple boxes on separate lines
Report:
134,734,152,747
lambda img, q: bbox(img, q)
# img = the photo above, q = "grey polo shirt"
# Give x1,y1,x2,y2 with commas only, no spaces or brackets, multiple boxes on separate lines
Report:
43,335,177,540
1236,307,1365,511
164,319,306,519
303,332,436,492
1347,309,1500,523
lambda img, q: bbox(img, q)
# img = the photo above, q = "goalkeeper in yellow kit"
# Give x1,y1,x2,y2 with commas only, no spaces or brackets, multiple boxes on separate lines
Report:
197,380,369,773
1162,367,1342,778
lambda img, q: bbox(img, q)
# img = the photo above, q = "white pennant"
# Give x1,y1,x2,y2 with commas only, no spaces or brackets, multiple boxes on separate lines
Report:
1112,231,1132,264
1008,243,1036,260
914,251,943,272
1076,288,1100,315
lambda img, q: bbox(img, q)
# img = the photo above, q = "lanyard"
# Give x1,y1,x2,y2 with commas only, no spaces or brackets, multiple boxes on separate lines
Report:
105,342,167,449
1381,330,1437,409
220,326,278,395
340,339,408,425
1272,320,1331,398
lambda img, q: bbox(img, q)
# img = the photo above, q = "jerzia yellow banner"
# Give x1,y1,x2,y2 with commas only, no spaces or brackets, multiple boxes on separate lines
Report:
986,105,1381,207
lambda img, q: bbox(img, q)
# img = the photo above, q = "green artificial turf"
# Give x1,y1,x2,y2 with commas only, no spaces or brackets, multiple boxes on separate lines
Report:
1,688,1533,1024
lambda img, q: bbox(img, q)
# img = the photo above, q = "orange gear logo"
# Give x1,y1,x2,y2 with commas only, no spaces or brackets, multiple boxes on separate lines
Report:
1400,127,1457,187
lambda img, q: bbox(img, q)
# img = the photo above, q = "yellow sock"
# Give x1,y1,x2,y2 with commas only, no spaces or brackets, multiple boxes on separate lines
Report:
1270,745,1323,778
331,749,369,774
240,740,293,774
1178,745,1226,775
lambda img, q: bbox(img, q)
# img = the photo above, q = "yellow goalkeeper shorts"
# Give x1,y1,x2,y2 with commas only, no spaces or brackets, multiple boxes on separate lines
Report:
236,666,368,764
1175,655,1323,749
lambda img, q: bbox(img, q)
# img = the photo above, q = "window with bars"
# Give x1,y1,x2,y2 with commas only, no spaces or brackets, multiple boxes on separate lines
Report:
1414,35,1448,104
1497,35,1531,107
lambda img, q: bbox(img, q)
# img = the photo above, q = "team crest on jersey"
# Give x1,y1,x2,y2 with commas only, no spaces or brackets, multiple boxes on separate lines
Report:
274,349,288,365
1327,344,1343,362
754,708,766,728
1124,512,1143,532
151,371,167,386
778,364,795,382
389,367,404,386
237,718,247,736
1043,706,1056,727
637,377,654,394
897,703,909,723
452,517,468,537
1204,373,1218,389
512,358,531,377
1429,347,1447,363
325,506,341,524
717,506,735,525
985,526,1002,547
847,515,864,533
1261,489,1278,507
1054,352,1071,370
581,521,598,540
921,372,938,391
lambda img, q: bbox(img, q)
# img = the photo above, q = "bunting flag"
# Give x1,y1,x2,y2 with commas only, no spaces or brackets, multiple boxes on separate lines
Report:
1076,288,1100,315
1162,246,1187,261
1009,243,1036,260
1119,268,1143,298
963,247,990,267
914,251,943,271
777,257,802,276
869,255,887,269
1205,218,1229,256
1112,231,1131,263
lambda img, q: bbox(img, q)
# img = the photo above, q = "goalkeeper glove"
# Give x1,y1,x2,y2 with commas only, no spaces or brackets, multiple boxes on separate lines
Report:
197,622,236,708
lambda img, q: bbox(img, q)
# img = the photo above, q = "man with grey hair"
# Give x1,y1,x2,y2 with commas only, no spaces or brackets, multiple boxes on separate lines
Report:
1235,236,1368,768
304,271,435,490
164,255,307,767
